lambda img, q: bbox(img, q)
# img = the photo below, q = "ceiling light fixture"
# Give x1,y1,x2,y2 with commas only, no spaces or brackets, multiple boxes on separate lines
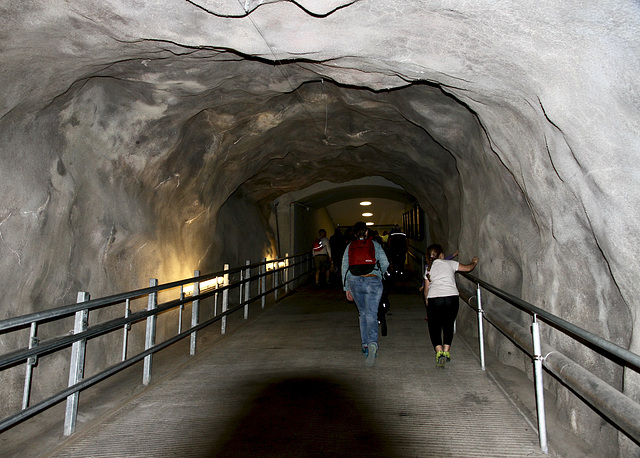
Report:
362,212,373,217
366,222,374,226
360,201,372,206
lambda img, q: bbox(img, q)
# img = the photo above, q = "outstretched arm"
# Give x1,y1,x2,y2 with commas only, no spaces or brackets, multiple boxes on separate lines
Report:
457,256,478,272
445,250,459,260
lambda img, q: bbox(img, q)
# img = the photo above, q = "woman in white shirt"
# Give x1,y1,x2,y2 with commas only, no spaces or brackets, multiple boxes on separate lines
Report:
423,244,478,367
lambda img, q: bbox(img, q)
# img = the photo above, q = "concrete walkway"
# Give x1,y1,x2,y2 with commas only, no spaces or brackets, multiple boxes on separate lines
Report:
7,283,562,457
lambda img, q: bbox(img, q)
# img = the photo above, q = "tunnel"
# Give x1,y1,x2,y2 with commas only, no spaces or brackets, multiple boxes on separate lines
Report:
1,1,639,456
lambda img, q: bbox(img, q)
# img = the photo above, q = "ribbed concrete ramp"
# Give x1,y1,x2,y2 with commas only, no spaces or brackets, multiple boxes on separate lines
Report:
46,286,549,457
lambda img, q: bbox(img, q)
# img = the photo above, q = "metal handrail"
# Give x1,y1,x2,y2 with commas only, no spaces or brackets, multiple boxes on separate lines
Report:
0,252,314,435
0,256,309,332
456,272,640,451
459,272,640,371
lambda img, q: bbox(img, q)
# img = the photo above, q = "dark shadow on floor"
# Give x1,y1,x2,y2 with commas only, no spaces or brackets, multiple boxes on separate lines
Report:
207,376,397,457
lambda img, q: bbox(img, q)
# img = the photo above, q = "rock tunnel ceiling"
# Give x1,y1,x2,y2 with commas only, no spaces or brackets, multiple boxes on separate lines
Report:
49,52,474,245
57,54,467,202
1,2,639,453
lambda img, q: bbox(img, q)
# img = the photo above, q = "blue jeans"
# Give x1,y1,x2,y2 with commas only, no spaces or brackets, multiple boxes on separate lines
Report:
348,276,383,347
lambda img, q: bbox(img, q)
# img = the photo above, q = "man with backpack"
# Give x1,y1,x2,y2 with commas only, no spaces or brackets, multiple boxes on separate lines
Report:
387,227,408,277
312,229,332,287
341,222,390,367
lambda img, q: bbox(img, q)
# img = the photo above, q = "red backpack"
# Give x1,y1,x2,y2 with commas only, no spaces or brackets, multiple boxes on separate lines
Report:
348,238,379,276
312,238,324,252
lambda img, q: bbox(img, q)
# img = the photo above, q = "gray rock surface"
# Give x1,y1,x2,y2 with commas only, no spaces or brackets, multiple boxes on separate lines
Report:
1,1,639,455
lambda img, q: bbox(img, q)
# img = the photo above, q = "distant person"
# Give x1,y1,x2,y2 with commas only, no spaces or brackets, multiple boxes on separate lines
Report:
342,222,389,367
312,229,332,287
381,230,389,250
369,229,382,245
387,227,408,276
378,269,391,337
329,227,346,284
344,226,356,243
423,244,478,367
369,229,390,335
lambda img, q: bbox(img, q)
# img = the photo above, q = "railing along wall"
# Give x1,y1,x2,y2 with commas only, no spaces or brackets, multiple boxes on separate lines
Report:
407,246,640,453
0,252,313,436
406,247,425,277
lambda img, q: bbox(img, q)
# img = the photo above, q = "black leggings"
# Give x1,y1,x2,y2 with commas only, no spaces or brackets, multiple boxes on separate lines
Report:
427,296,459,349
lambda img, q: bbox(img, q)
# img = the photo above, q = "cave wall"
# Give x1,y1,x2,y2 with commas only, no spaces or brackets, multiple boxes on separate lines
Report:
214,190,277,266
1,1,639,454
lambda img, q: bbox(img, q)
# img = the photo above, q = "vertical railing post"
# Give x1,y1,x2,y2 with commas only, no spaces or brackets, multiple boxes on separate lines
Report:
143,279,158,385
22,322,38,410
531,314,549,453
284,253,289,294
122,299,131,362
274,261,279,302
221,264,229,334
476,283,486,371
64,291,89,436
237,263,243,317
190,271,200,356
178,285,184,334
261,258,267,309
244,260,250,320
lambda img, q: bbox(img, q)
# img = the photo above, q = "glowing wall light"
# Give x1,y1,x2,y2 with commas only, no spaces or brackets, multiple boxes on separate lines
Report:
183,278,219,296
266,261,286,271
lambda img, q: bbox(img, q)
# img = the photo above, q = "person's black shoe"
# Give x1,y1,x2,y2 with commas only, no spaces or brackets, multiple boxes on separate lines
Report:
380,317,388,336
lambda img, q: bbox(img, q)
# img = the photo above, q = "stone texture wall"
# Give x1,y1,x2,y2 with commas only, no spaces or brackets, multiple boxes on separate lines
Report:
1,1,639,454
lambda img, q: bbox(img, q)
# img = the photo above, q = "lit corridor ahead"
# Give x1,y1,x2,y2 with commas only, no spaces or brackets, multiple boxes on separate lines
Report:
5,282,585,457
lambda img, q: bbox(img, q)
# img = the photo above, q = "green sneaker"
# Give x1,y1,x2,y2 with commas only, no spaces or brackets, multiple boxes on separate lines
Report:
436,351,445,368
443,351,450,362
